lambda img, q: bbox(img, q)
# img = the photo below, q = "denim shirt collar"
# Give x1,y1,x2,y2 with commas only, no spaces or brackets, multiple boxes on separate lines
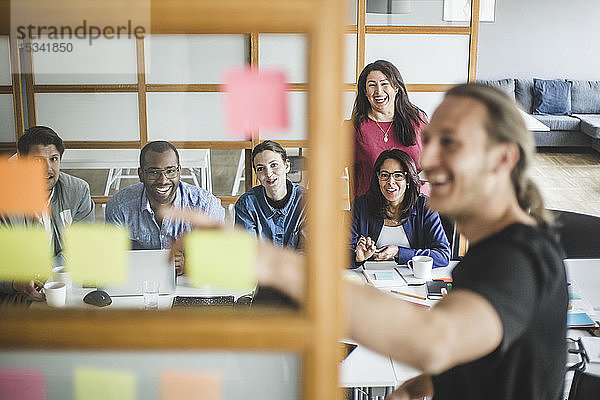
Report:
140,182,183,220
256,179,297,219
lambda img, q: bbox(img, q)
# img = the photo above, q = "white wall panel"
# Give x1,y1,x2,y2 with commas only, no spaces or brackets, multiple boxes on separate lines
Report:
145,35,248,84
33,38,137,84
260,92,306,140
259,34,307,83
407,91,446,120
0,95,15,142
366,0,470,26
343,91,356,120
345,34,357,84
0,37,10,85
147,92,245,141
365,34,469,84
36,93,139,141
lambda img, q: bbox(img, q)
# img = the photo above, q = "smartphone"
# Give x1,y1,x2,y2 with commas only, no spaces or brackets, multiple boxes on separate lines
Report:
426,280,452,299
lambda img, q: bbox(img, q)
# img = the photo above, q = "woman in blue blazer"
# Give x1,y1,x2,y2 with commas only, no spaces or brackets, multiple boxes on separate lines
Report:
351,149,450,268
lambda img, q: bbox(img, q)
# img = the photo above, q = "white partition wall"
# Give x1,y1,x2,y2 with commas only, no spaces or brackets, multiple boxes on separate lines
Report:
36,93,139,141
365,34,470,84
0,36,10,85
145,35,248,84
0,95,15,142
259,34,307,83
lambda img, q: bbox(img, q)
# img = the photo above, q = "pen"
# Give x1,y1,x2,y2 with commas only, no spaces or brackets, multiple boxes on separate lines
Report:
390,290,426,300
394,267,424,286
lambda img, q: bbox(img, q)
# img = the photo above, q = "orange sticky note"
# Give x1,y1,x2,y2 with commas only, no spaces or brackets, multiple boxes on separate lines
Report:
223,68,288,136
0,158,47,216
161,370,221,400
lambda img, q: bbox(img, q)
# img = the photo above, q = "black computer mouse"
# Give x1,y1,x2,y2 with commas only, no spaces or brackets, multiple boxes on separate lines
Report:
83,290,112,307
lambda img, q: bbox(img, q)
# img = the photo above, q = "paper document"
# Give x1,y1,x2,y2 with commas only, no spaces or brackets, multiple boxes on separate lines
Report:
363,268,407,288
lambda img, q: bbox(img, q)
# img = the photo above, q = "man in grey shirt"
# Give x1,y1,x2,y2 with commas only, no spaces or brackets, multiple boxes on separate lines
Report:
0,126,95,302
105,141,224,275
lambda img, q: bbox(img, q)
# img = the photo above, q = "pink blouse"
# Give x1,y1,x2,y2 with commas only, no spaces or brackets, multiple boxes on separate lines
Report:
353,116,427,199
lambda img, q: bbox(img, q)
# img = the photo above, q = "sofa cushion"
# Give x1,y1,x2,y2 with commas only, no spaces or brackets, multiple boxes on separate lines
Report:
533,115,580,131
478,79,515,100
515,79,534,113
571,80,600,113
533,79,572,115
573,114,600,139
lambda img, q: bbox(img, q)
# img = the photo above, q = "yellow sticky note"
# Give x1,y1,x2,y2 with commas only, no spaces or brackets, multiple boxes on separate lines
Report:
185,230,257,291
161,370,222,400
0,226,52,281
73,367,136,400
64,223,130,286
0,158,47,216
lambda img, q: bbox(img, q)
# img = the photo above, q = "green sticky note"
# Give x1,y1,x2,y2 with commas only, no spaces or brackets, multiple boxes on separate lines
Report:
63,224,130,286
374,271,394,280
0,226,52,281
185,230,257,290
74,367,136,400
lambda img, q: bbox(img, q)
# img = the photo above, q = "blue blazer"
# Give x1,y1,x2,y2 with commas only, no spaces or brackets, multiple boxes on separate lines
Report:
350,194,450,268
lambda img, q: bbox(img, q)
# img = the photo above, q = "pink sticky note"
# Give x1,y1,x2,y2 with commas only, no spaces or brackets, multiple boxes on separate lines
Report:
161,370,221,400
223,68,288,136
0,368,46,400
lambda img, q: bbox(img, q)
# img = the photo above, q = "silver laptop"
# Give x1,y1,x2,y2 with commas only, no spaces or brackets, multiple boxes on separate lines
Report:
102,249,176,297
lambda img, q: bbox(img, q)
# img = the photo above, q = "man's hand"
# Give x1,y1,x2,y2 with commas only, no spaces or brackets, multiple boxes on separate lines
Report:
12,280,45,302
387,374,433,400
174,250,185,276
372,245,399,261
356,236,376,262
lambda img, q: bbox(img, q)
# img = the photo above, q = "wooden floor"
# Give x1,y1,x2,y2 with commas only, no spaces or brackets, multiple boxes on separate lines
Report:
532,149,600,218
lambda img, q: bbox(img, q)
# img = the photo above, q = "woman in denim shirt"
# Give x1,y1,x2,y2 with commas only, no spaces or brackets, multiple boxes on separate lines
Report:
235,141,307,249
351,149,450,268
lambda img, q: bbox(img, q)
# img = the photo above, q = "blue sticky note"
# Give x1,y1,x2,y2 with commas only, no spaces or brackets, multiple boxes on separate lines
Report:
568,290,582,300
567,313,595,327
374,271,394,281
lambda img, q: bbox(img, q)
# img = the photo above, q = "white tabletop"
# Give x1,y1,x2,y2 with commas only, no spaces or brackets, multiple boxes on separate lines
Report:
339,342,397,388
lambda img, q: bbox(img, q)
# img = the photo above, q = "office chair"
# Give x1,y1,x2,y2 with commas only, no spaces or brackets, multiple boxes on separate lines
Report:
439,214,461,260
550,210,600,258
568,370,600,400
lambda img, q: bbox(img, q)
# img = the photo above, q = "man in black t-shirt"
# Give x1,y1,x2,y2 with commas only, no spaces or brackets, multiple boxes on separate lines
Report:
169,84,569,400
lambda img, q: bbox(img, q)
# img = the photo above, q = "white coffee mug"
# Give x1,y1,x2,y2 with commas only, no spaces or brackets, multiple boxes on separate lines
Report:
53,266,72,291
407,256,433,280
43,281,67,308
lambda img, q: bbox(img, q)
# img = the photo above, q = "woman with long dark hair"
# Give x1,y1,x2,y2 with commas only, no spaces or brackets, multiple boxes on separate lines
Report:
350,149,449,268
352,60,427,198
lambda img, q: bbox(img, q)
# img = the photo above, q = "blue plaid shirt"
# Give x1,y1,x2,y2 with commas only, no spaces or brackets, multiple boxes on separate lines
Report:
105,181,224,249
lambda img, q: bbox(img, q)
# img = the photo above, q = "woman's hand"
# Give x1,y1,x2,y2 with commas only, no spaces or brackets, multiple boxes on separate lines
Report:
373,245,398,261
355,236,377,262
12,280,45,302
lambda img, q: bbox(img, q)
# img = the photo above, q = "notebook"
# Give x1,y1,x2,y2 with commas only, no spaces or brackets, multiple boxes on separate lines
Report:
101,249,176,296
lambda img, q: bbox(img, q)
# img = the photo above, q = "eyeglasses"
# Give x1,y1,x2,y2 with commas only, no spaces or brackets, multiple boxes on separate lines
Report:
143,166,180,180
377,170,407,182
567,338,589,372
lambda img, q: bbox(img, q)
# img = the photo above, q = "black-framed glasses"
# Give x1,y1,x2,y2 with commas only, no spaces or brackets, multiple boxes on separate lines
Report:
567,338,589,372
143,165,180,180
377,170,407,182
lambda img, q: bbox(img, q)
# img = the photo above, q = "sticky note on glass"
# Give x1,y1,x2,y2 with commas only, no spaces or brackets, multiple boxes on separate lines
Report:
223,68,288,135
0,368,46,400
374,271,394,281
185,230,257,290
0,158,47,216
63,224,130,286
0,226,53,281
74,367,136,400
161,370,222,400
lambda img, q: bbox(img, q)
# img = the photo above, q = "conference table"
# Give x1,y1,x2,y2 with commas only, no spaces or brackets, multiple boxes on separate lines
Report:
341,258,600,399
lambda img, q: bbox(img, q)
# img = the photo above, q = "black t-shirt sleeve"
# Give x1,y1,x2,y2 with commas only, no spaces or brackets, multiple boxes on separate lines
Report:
453,238,541,354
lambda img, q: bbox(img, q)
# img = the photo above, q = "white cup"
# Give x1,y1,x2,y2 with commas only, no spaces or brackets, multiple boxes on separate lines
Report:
43,281,66,308
407,256,433,280
52,266,72,291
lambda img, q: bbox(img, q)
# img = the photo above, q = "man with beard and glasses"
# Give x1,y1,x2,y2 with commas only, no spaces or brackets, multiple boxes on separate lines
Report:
105,141,224,275
1,126,95,303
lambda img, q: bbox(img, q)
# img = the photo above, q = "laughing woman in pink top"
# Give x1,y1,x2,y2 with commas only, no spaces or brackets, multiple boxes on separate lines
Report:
351,60,428,198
